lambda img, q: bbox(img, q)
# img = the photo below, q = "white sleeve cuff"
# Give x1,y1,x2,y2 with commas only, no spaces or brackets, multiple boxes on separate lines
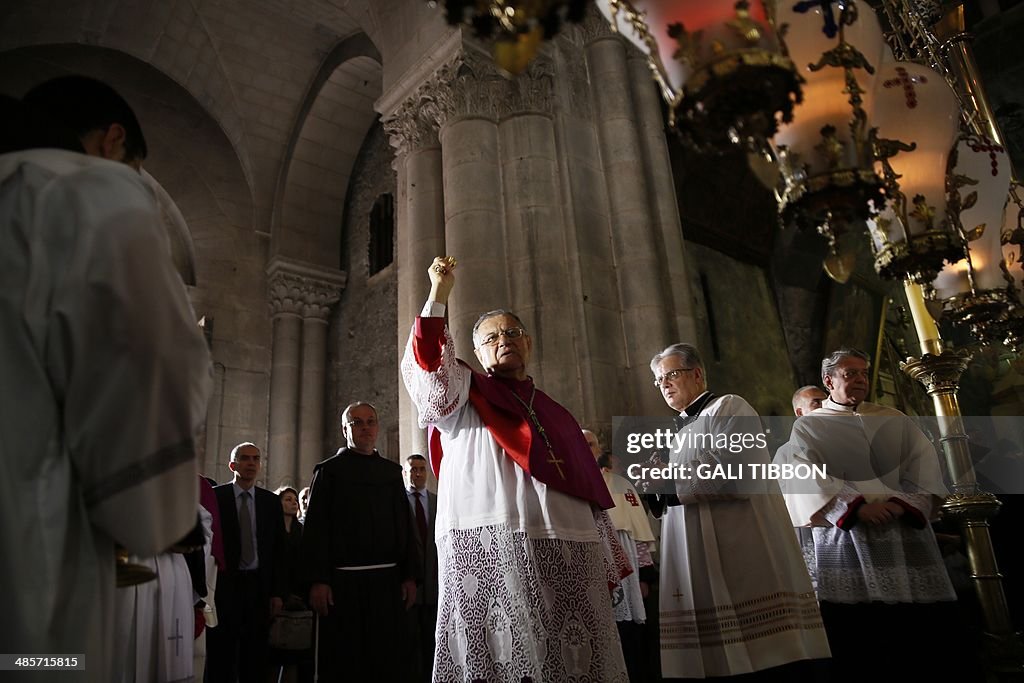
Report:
421,300,446,317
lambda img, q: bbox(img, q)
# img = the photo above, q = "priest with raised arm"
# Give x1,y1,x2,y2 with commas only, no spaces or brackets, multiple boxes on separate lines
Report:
401,255,629,682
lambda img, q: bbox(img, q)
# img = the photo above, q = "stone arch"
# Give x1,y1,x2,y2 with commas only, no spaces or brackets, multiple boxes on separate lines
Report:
273,32,383,268
0,1,257,215
0,44,255,286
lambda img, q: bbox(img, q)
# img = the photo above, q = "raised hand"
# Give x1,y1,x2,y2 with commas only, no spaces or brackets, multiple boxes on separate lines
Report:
428,255,457,304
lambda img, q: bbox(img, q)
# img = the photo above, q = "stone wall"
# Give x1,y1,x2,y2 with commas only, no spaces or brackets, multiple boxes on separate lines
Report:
683,243,798,418
329,121,400,464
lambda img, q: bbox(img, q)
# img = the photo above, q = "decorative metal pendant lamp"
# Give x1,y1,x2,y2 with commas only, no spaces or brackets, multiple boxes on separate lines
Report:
771,1,887,236
868,59,963,283
595,0,802,149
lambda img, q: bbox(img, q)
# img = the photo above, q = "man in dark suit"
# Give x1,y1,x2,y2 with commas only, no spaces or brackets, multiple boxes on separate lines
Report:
404,453,438,681
206,442,286,682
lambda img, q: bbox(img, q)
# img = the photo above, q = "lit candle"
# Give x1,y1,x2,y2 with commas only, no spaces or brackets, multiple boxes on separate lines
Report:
904,281,942,355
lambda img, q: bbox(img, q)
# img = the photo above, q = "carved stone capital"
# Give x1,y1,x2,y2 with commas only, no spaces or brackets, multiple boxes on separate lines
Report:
565,3,617,47
382,108,439,157
503,53,556,117
268,274,304,318
437,49,511,124
385,42,560,142
382,51,476,153
299,280,343,321
266,256,346,321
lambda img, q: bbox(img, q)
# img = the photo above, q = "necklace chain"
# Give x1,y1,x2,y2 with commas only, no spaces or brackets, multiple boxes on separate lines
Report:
508,386,566,480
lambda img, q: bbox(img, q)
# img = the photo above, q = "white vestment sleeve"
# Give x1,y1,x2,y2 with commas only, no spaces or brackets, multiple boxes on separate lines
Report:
421,300,446,317
893,418,947,519
401,306,470,428
774,420,849,526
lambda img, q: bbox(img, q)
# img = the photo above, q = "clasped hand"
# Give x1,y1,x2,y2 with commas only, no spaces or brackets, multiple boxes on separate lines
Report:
856,500,905,526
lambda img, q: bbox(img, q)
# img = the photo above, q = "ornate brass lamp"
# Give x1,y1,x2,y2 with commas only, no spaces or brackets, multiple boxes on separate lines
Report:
870,1,1024,673
866,59,964,283
595,0,802,149
865,1,1020,350
998,184,1024,350
771,0,887,239
927,133,1016,340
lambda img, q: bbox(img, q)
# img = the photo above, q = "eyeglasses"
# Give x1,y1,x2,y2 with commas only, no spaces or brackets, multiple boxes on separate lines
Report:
347,418,378,428
477,327,525,347
653,367,695,387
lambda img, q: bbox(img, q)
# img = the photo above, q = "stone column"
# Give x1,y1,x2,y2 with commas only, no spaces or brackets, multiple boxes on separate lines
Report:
384,85,448,460
267,270,302,488
628,51,699,344
202,362,226,477
436,53,510,358
587,33,675,414
298,275,344,485
553,20,630,431
266,257,344,490
497,56,577,399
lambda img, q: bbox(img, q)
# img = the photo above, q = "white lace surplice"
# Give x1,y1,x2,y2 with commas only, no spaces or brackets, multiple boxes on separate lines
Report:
402,322,628,682
776,400,956,605
810,486,955,604
610,529,646,624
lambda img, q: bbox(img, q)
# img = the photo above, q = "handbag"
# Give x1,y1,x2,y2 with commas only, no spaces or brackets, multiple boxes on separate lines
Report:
269,609,314,650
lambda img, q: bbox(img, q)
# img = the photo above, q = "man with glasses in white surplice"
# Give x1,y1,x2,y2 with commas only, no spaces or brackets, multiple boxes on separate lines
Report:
649,343,830,681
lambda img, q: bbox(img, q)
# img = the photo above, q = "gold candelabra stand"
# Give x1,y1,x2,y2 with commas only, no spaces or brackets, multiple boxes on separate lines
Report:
880,0,1024,673
901,285,1024,676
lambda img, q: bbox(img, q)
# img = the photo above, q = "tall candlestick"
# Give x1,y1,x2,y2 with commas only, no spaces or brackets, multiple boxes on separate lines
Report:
904,281,943,355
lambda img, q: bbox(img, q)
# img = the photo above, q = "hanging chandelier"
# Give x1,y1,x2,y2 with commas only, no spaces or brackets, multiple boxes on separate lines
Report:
427,1,1019,350
924,133,1016,341
866,58,964,284
592,0,1019,349
771,0,888,241
867,0,1019,348
594,0,803,149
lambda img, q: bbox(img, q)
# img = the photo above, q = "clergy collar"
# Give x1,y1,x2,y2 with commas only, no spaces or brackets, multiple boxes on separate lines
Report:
823,397,860,413
682,391,713,417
